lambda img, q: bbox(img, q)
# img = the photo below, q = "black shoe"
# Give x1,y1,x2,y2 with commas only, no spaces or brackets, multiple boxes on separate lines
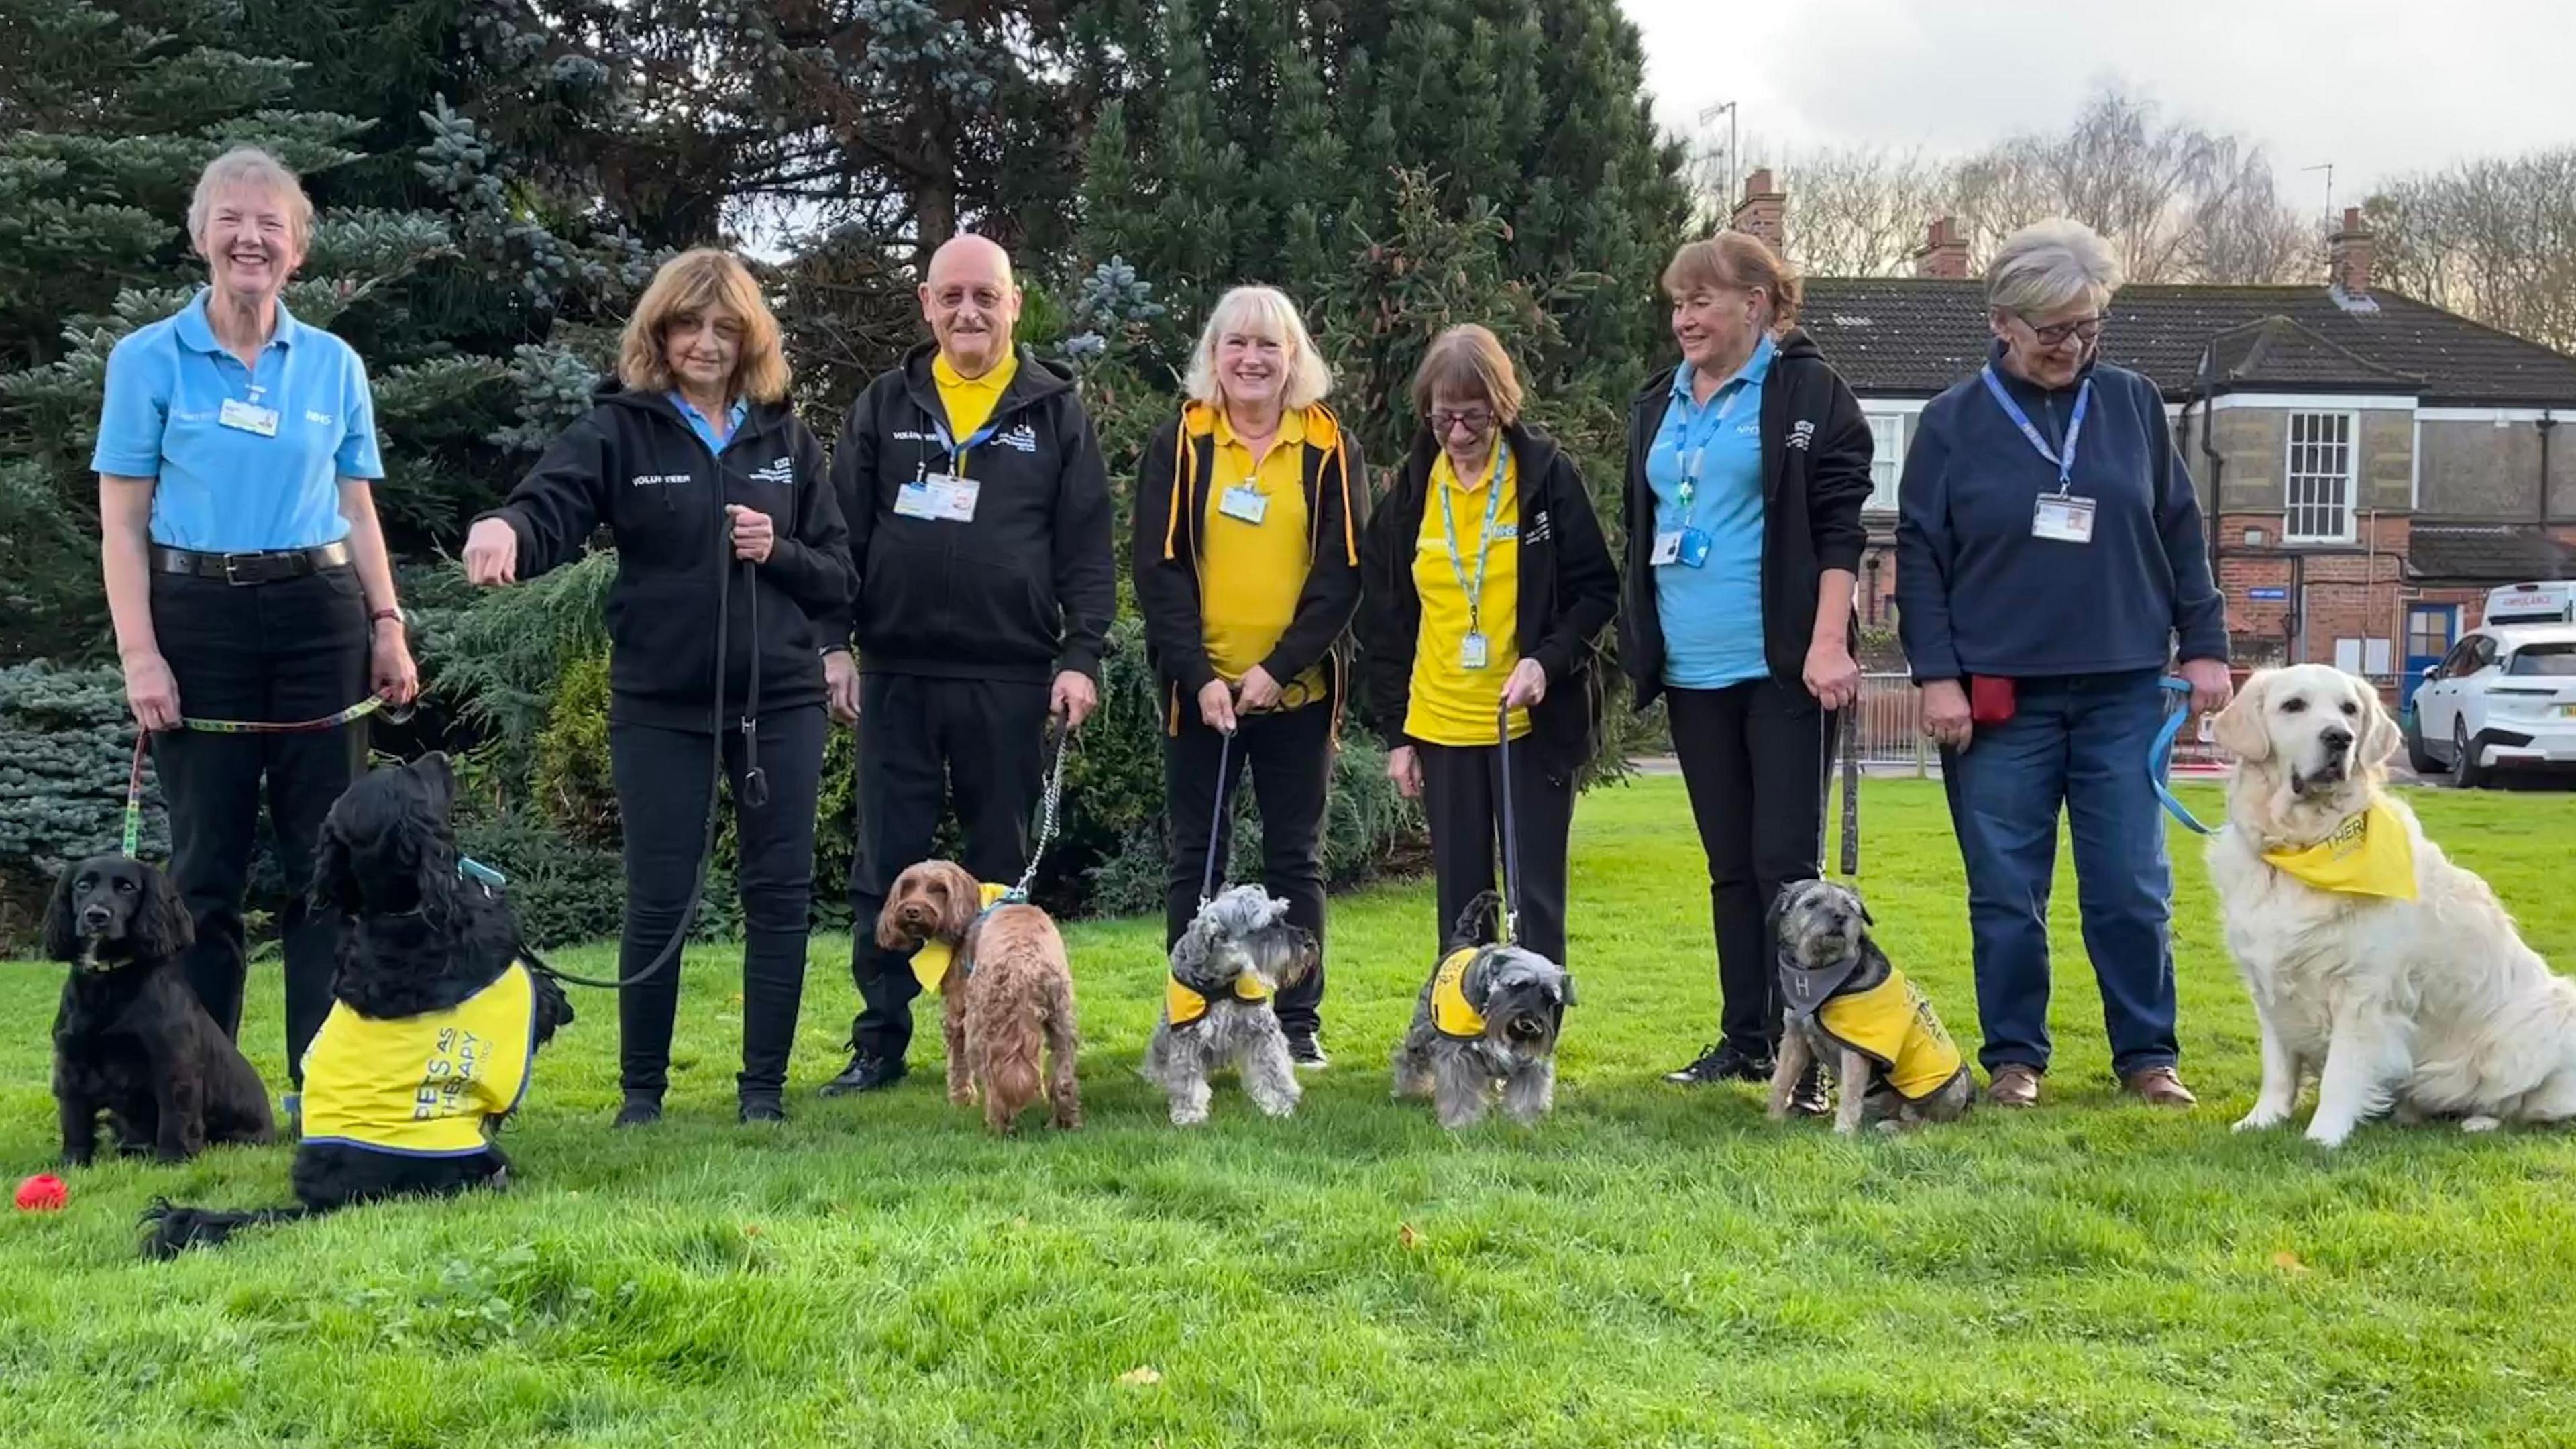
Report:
739,1094,786,1124
1788,1059,1831,1116
1287,1031,1328,1071
613,1092,663,1128
1663,1042,1774,1085
817,1053,907,1097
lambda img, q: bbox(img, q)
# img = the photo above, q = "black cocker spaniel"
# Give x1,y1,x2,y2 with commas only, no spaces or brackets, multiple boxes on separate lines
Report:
143,753,572,1258
44,854,276,1165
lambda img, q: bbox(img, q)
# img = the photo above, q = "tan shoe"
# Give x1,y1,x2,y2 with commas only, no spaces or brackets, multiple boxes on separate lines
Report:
1987,1063,2041,1108
2121,1065,2197,1108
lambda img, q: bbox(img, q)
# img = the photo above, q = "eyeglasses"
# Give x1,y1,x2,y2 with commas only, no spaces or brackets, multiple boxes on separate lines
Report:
2019,313,2106,348
1430,407,1495,435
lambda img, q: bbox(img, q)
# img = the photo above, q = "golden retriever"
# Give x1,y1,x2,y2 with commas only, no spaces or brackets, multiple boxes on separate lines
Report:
876,861,1080,1133
2206,664,2576,1146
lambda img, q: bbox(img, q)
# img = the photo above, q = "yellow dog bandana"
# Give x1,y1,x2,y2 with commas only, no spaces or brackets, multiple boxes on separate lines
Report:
1165,971,1272,1028
1431,947,1485,1038
2262,800,2418,901
1814,965,1964,1103
299,961,539,1156
909,882,1015,993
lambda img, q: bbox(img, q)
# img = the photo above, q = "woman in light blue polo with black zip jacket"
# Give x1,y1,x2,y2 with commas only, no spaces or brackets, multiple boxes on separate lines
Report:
1618,232,1874,1098
93,147,419,1112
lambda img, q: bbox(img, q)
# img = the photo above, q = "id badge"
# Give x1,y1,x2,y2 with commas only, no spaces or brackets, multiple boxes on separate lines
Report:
1677,527,1713,568
2032,494,2096,544
924,472,980,522
1650,530,1683,566
219,398,280,437
1460,631,1490,671
1218,484,1268,525
894,480,941,520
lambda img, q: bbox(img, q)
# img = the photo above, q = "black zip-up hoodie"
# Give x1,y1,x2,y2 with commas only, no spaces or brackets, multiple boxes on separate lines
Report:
1356,423,1620,780
478,384,855,731
820,342,1117,684
1130,400,1365,733
1617,328,1874,709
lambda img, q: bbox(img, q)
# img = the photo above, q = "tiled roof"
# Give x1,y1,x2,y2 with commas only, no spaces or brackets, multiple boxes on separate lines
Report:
1797,278,2576,407
2406,523,2573,584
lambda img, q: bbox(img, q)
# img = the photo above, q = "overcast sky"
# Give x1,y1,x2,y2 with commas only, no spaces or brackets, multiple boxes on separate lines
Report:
1623,0,2575,203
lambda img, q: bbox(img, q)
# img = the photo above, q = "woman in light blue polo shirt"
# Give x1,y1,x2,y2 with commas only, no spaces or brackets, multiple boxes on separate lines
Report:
91,146,417,1109
1617,233,1875,1096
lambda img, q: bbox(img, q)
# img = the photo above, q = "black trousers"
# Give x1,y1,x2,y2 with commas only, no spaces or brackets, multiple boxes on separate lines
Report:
845,673,1051,1063
1666,680,1837,1055
1162,702,1332,1035
610,704,827,1099
148,566,369,1088
1417,738,1576,967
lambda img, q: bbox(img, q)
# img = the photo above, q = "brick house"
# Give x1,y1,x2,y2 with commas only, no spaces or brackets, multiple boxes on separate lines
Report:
1730,172,2576,702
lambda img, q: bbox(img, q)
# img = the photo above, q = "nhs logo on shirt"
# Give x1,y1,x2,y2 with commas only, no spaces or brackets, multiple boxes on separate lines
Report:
749,456,795,486
305,409,336,427
994,423,1040,454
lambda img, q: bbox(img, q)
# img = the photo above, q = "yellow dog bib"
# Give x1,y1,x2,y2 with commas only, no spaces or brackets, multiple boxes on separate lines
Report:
1165,971,1272,1028
1431,947,1485,1038
910,881,1015,993
300,961,539,1156
1813,965,1964,1103
2261,800,2418,901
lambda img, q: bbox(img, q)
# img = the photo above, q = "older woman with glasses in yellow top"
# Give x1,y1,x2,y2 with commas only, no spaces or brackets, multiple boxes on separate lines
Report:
1132,286,1363,1067
1358,324,1618,968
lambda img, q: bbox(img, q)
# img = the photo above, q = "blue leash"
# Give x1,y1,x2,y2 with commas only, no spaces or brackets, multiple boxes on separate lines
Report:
2151,677,2219,837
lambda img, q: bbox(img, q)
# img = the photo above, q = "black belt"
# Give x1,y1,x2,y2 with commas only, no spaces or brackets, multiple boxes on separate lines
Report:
152,542,352,584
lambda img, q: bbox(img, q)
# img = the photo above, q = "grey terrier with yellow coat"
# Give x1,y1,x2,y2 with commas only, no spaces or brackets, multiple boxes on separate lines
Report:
1766,878,1974,1134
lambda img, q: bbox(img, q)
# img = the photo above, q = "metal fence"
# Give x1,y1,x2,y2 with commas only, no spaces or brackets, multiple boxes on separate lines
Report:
1845,672,2226,775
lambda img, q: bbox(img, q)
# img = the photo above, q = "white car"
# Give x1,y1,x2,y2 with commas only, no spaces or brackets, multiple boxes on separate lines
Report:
2408,623,2576,787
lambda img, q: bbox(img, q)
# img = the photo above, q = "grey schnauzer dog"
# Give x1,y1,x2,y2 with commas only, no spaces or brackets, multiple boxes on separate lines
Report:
1141,885,1318,1126
1766,877,1973,1134
1392,892,1576,1129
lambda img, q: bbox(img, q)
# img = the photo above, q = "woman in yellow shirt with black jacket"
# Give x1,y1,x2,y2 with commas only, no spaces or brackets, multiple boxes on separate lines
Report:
1358,325,1619,969
1132,286,1362,1066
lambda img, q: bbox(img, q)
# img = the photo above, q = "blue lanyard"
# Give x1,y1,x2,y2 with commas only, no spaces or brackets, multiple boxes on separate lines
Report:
1670,378,1750,527
1980,365,2091,494
924,406,1004,478
1436,443,1511,633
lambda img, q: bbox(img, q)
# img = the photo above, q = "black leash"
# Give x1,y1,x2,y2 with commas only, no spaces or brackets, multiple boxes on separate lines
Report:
1197,725,1234,906
523,506,758,991
1813,700,1860,878
1495,701,1523,945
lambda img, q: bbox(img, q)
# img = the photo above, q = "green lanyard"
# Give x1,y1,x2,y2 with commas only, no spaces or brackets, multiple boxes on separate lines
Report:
1436,443,1511,635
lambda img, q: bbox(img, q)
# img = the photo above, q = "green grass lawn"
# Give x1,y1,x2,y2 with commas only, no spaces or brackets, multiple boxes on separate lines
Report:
8,776,2576,1447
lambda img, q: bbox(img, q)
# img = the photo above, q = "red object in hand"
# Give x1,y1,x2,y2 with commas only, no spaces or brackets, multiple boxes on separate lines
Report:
15,1173,68,1212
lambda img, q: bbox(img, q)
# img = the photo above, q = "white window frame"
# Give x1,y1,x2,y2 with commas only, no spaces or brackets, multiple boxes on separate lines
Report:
2284,410,2359,544
1862,409,1908,512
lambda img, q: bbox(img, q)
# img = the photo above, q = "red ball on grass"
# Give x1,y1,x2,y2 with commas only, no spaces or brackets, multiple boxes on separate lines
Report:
15,1173,68,1212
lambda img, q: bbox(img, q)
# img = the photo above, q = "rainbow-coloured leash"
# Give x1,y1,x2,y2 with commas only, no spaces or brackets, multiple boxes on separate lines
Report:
121,694,400,857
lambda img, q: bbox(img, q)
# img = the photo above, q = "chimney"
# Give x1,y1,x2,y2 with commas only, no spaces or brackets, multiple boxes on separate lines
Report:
1913,215,1971,279
2329,207,2374,296
1730,168,1786,256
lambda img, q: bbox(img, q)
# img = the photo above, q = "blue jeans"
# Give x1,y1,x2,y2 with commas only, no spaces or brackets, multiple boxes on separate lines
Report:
1939,669,2178,1078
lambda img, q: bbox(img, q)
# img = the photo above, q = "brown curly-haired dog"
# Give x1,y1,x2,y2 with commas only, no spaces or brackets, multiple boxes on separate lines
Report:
876,861,1080,1133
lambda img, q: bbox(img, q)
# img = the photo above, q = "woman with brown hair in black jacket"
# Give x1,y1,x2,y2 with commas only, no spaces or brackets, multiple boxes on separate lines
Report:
1358,324,1619,970
1617,233,1874,1093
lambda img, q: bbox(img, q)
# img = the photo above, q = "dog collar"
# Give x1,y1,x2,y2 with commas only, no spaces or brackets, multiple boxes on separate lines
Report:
2261,799,2418,900
908,881,1015,994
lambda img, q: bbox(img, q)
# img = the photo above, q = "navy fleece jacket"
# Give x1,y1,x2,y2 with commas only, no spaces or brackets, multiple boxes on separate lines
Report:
1894,346,2226,682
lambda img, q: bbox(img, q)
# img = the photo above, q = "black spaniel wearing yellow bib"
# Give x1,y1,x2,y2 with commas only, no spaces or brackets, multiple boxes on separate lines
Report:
144,755,572,1257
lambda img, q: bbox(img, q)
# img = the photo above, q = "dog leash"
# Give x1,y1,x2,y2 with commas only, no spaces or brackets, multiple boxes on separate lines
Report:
1809,702,1860,879
121,693,406,857
1001,718,1075,906
1495,702,1523,945
2151,676,2219,837
1197,725,1234,906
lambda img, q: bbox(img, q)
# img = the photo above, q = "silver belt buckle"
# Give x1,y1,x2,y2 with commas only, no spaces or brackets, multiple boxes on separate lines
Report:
221,551,262,585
